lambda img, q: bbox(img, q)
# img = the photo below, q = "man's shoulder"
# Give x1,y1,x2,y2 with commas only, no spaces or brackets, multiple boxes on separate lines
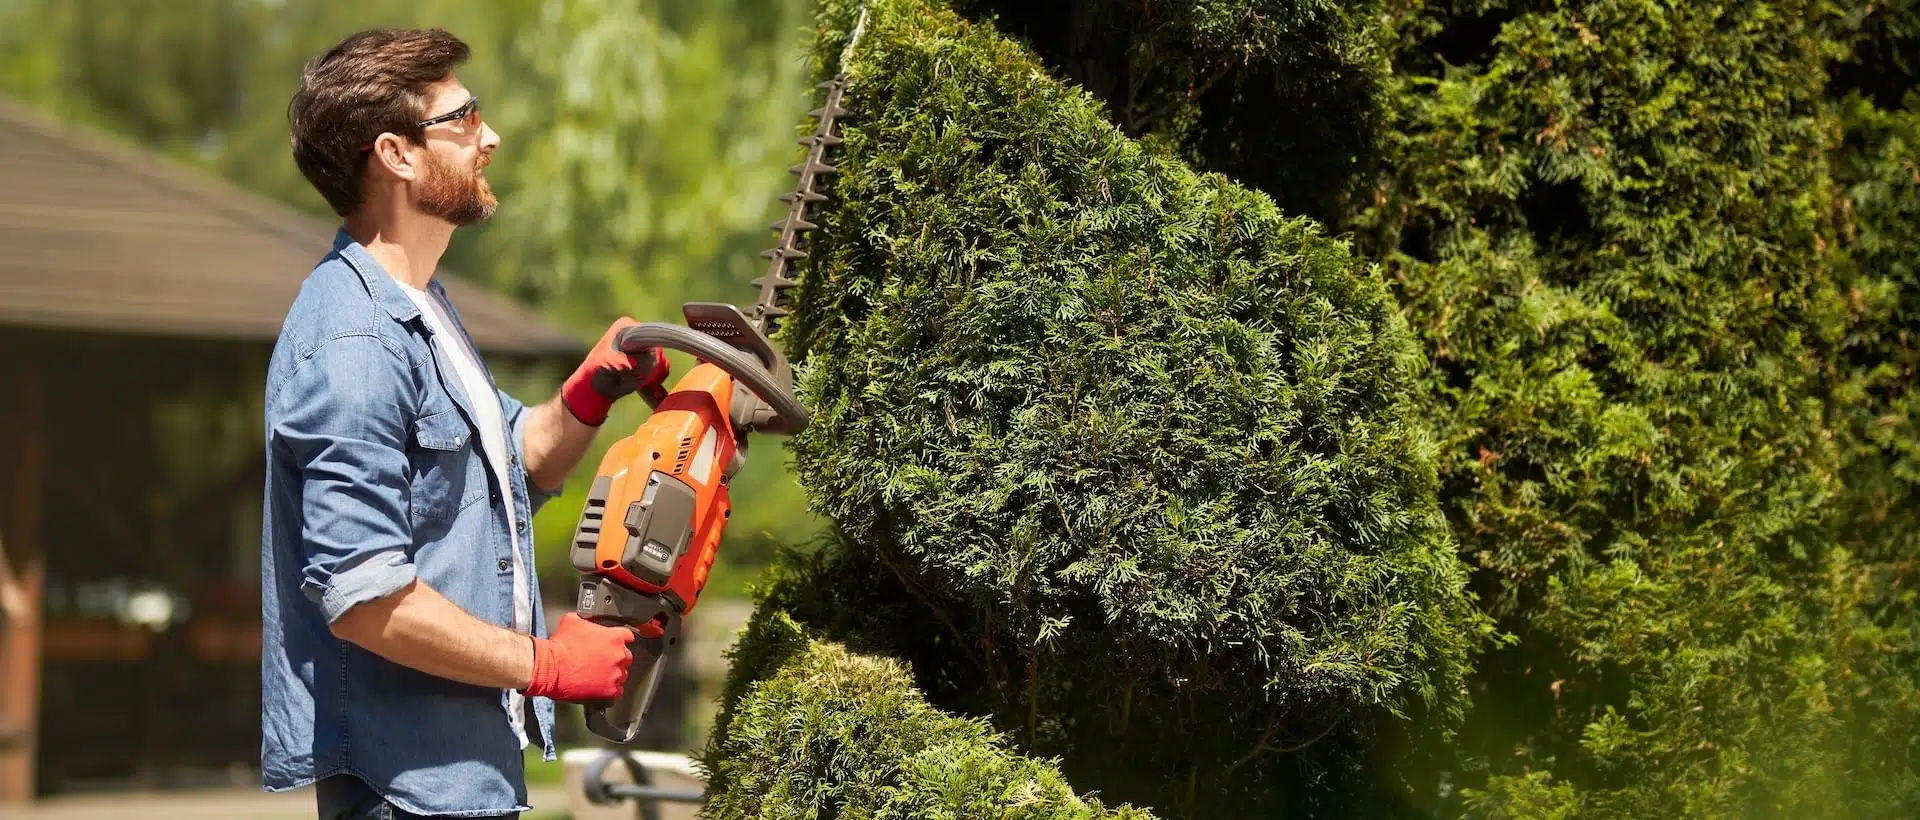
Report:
264,250,431,417
274,249,412,363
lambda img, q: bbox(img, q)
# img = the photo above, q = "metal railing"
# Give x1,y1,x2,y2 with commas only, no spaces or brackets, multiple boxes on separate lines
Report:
579,748,704,820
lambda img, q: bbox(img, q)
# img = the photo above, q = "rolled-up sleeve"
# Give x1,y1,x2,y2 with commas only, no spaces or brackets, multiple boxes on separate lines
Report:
272,333,419,623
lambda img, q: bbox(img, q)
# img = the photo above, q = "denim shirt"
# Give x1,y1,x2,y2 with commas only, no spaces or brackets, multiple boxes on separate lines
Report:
260,230,560,815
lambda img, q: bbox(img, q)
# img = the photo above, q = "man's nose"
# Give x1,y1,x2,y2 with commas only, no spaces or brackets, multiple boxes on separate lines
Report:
480,122,500,152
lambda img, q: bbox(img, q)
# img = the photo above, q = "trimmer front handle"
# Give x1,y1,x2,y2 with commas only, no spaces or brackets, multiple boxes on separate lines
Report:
613,308,808,437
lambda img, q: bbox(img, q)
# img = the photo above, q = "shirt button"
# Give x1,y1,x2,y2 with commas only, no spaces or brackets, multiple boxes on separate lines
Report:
497,558,510,571
518,520,528,533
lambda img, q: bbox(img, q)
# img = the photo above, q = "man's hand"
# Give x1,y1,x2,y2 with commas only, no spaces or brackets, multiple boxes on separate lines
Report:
560,317,670,427
524,612,637,701
523,317,673,492
329,586,636,701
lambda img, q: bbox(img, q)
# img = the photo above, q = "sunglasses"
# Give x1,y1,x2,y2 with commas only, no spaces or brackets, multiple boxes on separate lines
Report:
419,95,481,129
360,96,481,151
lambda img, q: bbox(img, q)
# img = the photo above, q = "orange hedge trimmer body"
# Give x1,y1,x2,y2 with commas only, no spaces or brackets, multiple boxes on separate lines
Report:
579,365,737,621
566,75,852,744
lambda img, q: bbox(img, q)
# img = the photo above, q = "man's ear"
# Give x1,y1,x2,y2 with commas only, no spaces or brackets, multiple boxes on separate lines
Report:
367,133,420,183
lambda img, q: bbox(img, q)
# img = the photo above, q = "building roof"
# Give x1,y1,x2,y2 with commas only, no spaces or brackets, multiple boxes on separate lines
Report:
0,95,585,358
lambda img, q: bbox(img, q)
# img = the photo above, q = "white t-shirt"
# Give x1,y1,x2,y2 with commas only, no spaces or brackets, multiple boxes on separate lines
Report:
400,279,533,749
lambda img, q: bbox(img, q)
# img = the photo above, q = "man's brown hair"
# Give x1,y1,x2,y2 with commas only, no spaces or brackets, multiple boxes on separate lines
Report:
288,28,470,217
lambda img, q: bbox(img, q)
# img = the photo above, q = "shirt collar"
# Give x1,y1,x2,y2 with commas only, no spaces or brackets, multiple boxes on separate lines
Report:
331,227,450,324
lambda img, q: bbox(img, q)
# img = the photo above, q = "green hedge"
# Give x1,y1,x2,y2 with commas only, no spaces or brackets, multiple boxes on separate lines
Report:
948,0,1390,224
701,0,1488,814
1339,0,1920,814
1824,11,1920,808
700,580,1155,819
785,0,1484,716
704,0,1920,816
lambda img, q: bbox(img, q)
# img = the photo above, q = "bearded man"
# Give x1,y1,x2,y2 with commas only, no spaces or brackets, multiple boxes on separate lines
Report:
259,28,663,819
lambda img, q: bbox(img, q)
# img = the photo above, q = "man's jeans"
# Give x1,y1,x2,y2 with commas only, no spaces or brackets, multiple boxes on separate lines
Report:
316,774,520,820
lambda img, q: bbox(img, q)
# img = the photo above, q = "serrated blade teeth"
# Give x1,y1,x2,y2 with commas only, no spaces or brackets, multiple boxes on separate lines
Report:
746,78,849,336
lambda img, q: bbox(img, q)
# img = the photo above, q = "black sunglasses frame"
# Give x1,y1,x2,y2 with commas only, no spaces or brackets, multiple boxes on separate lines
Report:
357,96,481,152
418,96,480,128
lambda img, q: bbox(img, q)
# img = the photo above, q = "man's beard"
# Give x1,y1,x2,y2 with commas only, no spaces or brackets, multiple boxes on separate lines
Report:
415,149,495,226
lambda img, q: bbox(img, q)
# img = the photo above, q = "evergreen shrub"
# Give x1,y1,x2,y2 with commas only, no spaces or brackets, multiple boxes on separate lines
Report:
701,596,1156,819
1335,0,1920,814
704,0,1920,816
705,0,1488,814
947,0,1390,224
1822,15,1920,807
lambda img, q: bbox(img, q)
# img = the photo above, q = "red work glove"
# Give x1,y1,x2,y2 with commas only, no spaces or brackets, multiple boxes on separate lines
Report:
561,317,671,426
524,613,636,701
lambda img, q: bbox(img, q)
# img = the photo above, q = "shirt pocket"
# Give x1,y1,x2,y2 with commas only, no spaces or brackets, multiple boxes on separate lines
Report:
407,406,485,521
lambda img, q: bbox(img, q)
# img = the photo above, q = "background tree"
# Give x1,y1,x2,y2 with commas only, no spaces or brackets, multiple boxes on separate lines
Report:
469,0,824,583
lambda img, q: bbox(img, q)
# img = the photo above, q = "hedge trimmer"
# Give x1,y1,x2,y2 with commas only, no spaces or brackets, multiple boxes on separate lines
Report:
565,70,854,745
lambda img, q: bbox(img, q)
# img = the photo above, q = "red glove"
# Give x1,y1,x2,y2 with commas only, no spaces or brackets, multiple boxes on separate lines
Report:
561,317,671,426
524,613,636,701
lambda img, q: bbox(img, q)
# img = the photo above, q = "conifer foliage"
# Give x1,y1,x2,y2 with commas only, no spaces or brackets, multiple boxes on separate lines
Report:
703,0,1920,816
782,0,1481,722
1339,1,1919,814
702,603,1156,819
1823,4,1920,808
946,0,1390,224
703,0,1485,814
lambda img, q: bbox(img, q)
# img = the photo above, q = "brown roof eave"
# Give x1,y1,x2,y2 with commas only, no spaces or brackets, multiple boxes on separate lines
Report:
0,95,588,361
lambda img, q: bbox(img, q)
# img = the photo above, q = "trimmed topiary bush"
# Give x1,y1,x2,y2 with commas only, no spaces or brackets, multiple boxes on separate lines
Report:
946,0,1390,225
700,592,1155,819
705,0,1488,815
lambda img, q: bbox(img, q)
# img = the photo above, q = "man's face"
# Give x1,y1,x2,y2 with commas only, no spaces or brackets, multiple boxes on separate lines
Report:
410,77,499,226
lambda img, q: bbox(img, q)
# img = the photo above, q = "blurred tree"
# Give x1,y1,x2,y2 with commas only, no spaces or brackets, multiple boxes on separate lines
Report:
471,0,823,590
0,0,262,152
477,0,806,327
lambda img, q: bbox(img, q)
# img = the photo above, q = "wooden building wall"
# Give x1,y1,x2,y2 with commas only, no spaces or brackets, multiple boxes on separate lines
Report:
0,326,267,796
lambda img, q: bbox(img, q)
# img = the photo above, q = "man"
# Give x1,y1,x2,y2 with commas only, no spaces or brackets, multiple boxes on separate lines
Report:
260,28,666,819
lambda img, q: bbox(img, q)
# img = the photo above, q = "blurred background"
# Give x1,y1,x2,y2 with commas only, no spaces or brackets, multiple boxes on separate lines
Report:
0,0,821,807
